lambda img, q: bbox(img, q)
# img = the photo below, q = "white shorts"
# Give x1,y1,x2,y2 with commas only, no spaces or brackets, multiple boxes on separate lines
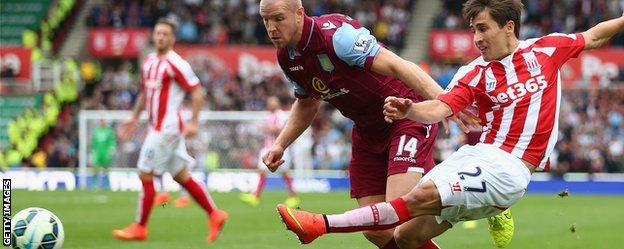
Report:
137,130,195,176
257,148,292,173
419,143,531,225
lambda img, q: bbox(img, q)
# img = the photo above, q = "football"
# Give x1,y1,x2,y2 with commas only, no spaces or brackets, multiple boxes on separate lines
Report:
10,207,65,249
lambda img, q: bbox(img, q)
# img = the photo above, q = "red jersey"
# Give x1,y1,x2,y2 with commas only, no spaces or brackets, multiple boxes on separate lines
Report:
438,33,586,171
141,50,200,134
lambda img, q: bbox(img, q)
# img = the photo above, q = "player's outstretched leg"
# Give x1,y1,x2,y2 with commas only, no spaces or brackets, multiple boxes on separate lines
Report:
487,209,514,248
112,172,154,241
277,181,441,244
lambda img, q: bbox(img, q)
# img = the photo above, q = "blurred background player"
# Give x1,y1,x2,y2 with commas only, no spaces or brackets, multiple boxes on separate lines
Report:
240,96,300,208
112,18,228,243
90,118,116,189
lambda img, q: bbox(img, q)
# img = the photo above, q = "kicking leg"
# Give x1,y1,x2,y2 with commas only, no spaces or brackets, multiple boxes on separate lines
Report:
277,180,442,244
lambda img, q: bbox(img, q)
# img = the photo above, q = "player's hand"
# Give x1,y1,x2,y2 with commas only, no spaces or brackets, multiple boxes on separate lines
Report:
442,109,481,134
118,118,138,141
184,121,199,138
262,145,285,172
383,96,413,123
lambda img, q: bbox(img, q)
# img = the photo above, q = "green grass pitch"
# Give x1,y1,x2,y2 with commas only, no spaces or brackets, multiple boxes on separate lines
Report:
10,190,624,248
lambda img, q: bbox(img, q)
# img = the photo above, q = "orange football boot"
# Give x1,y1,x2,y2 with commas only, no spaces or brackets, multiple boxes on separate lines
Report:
112,223,148,241
207,209,229,243
276,204,327,244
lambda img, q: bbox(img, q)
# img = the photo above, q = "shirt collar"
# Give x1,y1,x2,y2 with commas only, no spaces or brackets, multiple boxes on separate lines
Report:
296,15,315,51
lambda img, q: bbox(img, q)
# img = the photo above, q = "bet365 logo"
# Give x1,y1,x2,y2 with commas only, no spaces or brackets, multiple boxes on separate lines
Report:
488,75,547,104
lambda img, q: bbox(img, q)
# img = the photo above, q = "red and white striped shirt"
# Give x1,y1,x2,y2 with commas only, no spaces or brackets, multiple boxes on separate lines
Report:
438,33,586,171
141,50,200,134
263,109,288,149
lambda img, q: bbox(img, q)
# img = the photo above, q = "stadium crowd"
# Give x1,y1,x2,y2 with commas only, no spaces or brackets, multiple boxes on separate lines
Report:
86,0,414,51
15,0,623,176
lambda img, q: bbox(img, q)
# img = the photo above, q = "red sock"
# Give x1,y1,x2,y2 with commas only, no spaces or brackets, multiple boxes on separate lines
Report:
182,177,216,214
283,173,296,196
254,173,266,197
136,179,155,226
417,240,440,249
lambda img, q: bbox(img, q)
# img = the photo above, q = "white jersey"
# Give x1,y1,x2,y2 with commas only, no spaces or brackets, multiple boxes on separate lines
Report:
141,50,200,134
438,33,586,171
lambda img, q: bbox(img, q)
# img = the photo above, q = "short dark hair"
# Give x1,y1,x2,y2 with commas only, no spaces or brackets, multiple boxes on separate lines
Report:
462,0,524,38
155,17,177,34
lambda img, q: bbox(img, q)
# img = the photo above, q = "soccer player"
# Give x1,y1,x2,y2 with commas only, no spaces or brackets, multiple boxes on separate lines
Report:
240,96,300,208
90,118,116,189
112,18,228,243
277,0,624,246
258,1,498,248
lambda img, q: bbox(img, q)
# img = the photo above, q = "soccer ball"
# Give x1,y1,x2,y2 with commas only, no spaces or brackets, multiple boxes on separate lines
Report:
10,207,64,249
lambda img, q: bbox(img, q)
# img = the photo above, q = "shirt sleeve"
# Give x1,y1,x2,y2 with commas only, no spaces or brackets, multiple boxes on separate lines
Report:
437,66,481,115
534,33,585,67
168,58,200,91
332,22,381,70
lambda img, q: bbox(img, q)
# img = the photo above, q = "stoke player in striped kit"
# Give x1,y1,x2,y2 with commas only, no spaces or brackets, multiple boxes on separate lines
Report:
240,96,300,208
277,0,624,246
112,18,228,243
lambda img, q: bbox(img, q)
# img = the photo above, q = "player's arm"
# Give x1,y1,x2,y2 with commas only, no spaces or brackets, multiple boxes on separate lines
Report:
582,13,624,50
130,91,146,121
332,23,443,100
185,86,204,137
371,48,443,100
384,97,452,124
273,98,321,150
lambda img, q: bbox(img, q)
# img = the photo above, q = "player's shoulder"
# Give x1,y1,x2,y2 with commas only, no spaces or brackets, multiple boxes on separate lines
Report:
165,50,191,67
459,57,487,76
521,33,582,49
313,13,362,38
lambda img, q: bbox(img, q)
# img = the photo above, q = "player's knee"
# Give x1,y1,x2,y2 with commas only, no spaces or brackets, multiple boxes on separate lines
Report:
173,168,190,183
362,230,392,247
394,226,426,248
403,183,440,213
138,171,154,182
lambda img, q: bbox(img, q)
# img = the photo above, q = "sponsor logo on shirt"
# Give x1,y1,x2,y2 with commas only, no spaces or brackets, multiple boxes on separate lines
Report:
488,75,547,104
312,77,330,94
312,77,350,100
319,88,350,100
289,65,304,71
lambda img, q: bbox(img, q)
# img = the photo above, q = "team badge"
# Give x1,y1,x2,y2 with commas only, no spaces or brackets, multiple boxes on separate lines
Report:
317,54,335,72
